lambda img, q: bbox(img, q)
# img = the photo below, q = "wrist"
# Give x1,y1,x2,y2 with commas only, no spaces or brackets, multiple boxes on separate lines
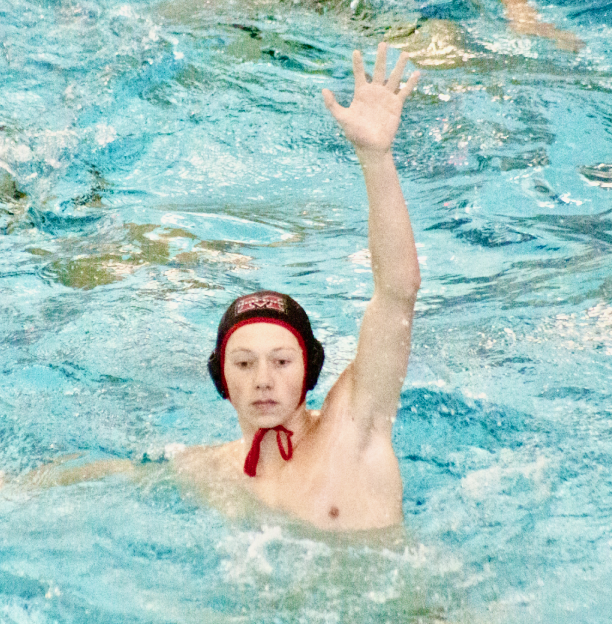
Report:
355,147,394,168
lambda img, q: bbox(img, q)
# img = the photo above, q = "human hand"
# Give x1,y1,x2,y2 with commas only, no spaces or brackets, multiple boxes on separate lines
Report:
322,43,419,156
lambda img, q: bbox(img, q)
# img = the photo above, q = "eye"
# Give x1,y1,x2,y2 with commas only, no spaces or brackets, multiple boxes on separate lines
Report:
235,360,252,369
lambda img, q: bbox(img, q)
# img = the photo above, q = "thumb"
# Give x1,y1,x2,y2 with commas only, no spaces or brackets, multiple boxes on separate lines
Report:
322,89,346,122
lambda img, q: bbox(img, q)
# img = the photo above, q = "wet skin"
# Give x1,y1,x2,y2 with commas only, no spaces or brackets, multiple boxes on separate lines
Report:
172,323,404,531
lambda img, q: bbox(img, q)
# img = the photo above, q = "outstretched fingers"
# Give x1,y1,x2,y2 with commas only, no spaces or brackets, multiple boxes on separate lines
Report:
322,88,347,123
352,50,367,89
371,42,387,84
386,52,410,93
399,71,420,102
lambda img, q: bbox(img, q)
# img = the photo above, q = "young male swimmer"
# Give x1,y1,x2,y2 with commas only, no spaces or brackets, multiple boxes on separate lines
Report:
2,43,420,532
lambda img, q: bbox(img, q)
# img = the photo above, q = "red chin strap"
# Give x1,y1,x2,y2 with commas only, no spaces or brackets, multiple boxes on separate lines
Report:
244,425,294,477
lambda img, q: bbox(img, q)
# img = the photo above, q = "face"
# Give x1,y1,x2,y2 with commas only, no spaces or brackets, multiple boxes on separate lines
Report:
223,322,306,427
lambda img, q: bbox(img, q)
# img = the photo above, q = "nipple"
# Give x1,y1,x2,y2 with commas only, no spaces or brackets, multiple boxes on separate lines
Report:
328,506,340,519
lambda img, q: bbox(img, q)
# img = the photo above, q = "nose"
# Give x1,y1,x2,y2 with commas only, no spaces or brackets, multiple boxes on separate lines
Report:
254,360,273,389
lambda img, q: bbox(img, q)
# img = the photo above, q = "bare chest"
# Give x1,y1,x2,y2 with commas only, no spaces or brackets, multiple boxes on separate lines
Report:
173,415,403,530
248,427,403,531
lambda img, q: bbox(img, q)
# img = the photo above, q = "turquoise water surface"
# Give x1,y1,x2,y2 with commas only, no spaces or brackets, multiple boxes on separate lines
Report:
1,0,612,622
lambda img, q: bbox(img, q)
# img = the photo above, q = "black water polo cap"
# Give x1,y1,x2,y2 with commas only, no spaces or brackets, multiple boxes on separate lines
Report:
208,291,324,403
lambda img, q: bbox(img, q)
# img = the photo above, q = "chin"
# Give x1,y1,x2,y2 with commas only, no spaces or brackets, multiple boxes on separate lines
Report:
249,404,295,425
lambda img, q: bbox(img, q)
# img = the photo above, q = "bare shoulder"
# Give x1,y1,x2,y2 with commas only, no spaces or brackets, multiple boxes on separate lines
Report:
320,360,400,470
320,362,386,437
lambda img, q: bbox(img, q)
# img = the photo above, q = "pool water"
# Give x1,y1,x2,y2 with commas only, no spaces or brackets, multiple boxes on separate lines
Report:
1,0,612,621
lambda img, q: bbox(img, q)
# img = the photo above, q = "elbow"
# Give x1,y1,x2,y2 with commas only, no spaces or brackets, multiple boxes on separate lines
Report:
378,275,420,306
407,274,421,298
400,268,422,300
403,279,420,305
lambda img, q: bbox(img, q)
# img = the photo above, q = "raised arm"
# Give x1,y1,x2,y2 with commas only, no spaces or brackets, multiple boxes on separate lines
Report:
323,43,420,437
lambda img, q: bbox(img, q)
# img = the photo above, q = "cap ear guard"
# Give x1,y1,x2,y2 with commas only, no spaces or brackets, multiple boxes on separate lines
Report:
208,350,228,399
305,339,325,392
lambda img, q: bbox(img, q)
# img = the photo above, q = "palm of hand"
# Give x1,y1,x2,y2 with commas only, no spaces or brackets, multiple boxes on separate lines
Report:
341,84,403,153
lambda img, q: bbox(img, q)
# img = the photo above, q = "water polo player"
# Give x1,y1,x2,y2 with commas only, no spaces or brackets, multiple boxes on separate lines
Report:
168,43,421,530
4,43,421,531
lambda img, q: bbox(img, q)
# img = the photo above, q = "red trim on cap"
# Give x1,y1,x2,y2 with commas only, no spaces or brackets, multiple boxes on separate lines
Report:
220,317,308,405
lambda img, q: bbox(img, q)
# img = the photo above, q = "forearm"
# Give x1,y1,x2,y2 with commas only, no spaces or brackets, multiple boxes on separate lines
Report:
357,148,420,301
12,458,135,489
323,44,420,300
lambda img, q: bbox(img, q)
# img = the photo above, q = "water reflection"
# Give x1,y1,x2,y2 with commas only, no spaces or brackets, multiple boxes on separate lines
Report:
0,169,29,234
28,223,254,290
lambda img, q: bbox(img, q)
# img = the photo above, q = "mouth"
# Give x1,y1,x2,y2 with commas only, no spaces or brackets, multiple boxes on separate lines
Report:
252,399,278,409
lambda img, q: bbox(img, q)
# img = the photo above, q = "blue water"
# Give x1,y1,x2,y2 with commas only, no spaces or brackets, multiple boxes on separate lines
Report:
2,0,612,621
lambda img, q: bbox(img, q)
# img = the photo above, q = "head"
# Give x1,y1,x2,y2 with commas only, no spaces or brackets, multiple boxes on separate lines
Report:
208,291,324,406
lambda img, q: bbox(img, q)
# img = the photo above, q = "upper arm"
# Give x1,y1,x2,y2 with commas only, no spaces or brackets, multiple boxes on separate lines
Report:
348,291,417,437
